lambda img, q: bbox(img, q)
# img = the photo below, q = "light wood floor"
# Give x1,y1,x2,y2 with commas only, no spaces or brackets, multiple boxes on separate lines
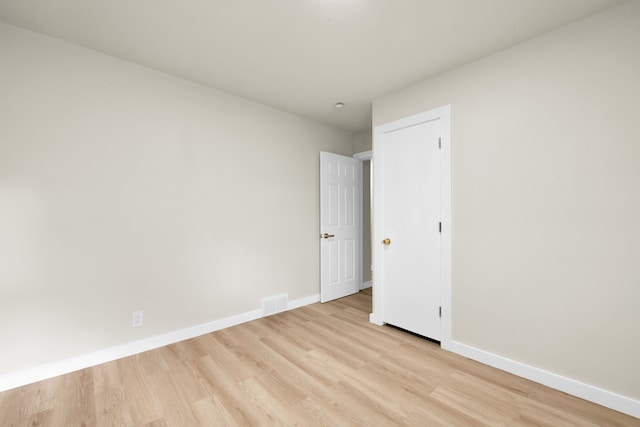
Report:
0,289,637,426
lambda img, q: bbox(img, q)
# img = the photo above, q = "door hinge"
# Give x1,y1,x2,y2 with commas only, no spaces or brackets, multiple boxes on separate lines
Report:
439,222,442,233
439,306,442,318
438,137,441,149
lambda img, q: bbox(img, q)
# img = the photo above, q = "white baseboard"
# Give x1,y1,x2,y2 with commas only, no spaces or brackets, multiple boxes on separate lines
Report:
360,280,372,290
0,293,320,393
446,340,640,420
288,293,320,310
369,312,383,326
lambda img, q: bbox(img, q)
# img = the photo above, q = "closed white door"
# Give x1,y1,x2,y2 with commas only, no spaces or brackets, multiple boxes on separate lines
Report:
377,118,442,340
320,152,360,302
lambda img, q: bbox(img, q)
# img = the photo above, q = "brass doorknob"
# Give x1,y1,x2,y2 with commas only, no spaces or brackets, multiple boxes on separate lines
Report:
321,233,335,239
382,238,391,245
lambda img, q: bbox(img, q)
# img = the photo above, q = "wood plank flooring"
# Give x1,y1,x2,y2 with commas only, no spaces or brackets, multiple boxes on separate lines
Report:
0,289,637,426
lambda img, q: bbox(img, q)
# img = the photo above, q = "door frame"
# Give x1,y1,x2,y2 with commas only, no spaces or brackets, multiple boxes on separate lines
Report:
353,150,372,291
370,105,452,350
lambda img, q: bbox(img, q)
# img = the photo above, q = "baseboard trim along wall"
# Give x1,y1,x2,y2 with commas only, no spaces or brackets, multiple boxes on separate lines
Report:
0,293,321,393
360,280,372,290
445,340,640,420
4,295,638,420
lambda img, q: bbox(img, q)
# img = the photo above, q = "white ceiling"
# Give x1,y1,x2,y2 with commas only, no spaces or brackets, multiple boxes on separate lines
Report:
0,0,625,133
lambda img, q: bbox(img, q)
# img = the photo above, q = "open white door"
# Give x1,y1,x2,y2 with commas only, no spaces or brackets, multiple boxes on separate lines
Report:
320,152,360,302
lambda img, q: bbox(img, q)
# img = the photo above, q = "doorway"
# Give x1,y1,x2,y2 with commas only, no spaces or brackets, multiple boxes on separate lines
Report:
354,150,372,291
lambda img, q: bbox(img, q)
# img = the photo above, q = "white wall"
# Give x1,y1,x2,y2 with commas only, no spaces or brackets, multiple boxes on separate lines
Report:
374,1,640,401
0,22,353,376
353,130,372,153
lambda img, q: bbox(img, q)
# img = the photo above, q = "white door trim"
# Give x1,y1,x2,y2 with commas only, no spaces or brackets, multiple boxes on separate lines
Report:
370,105,452,349
353,150,372,161
353,150,372,291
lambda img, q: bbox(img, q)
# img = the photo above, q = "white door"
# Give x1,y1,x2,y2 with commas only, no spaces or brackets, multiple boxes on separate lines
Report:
375,116,442,340
320,152,360,302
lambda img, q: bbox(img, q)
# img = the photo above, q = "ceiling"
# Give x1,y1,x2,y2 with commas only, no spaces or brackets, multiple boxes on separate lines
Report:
0,0,625,134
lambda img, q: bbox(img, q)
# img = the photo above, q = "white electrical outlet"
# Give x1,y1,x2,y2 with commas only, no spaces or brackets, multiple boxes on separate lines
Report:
131,311,144,328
